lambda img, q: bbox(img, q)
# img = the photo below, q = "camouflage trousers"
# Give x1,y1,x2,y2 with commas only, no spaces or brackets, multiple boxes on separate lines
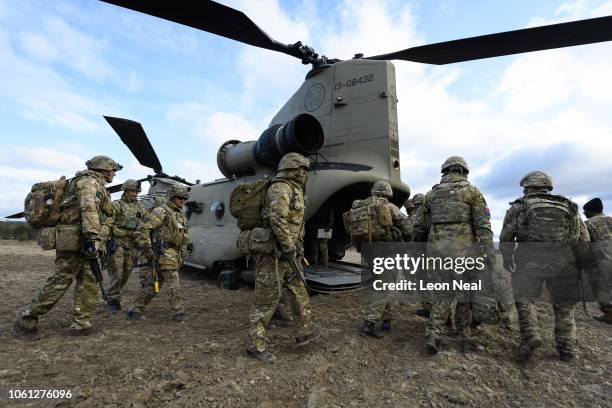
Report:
129,247,184,316
17,251,99,330
585,260,612,313
364,298,394,323
248,254,313,352
512,267,578,353
107,244,138,303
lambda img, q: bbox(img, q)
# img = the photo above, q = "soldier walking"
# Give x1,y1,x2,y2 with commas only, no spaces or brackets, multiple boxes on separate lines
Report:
247,152,319,363
500,171,589,362
413,156,495,354
12,156,121,337
105,179,147,314
582,197,612,324
355,180,413,338
126,185,190,322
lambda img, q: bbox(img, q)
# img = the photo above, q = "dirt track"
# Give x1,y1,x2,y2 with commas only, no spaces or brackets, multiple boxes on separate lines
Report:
0,240,610,407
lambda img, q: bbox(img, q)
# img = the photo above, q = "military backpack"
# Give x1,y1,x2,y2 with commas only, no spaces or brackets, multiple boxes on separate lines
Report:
23,176,69,228
344,197,394,243
230,179,272,231
520,193,579,243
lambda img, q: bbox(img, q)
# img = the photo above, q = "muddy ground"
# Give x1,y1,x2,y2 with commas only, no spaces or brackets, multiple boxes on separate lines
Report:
0,240,610,407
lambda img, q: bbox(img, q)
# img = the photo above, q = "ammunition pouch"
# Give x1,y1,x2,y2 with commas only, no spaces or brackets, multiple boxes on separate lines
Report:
38,227,56,250
55,224,82,252
248,227,275,255
237,230,252,256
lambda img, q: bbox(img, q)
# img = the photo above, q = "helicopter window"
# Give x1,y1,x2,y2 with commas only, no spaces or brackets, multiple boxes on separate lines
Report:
212,202,225,220
393,160,400,169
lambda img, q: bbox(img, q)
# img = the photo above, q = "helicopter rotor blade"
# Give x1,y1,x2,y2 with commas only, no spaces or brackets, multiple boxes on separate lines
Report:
365,15,612,64
100,0,303,60
5,212,24,219
104,116,163,174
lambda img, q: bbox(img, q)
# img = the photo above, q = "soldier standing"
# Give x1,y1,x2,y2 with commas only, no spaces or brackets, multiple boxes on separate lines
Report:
126,185,189,322
500,171,588,362
357,180,413,338
413,156,494,354
405,193,425,218
12,156,121,337
582,198,612,324
407,193,431,317
105,179,147,314
247,152,318,363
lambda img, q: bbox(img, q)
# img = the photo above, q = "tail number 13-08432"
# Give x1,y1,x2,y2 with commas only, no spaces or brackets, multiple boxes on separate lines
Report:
334,73,374,90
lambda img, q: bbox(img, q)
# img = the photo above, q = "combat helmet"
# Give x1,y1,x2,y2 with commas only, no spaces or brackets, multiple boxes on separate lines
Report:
519,171,553,191
412,193,425,205
122,179,142,192
371,180,393,197
167,184,189,199
277,152,310,171
441,156,469,174
86,155,122,171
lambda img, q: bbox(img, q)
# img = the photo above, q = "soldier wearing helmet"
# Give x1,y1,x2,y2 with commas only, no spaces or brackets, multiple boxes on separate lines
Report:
500,171,589,363
582,197,612,324
13,155,122,338
247,152,318,362
351,180,413,339
412,155,494,355
126,184,190,322
104,179,147,314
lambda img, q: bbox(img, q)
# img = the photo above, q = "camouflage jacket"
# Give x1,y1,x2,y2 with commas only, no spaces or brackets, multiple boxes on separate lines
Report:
108,195,148,245
499,192,589,260
410,203,428,240
263,177,305,253
59,169,113,241
413,174,493,252
585,213,612,260
137,201,189,254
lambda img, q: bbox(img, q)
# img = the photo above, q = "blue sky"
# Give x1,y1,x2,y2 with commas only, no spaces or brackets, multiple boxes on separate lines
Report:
1,0,612,237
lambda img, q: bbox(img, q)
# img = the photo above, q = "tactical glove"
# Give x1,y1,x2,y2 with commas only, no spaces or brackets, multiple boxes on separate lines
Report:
279,249,296,262
83,238,102,259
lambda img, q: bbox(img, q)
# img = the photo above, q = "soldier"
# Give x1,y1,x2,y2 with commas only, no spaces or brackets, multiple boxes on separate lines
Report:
408,193,431,317
12,155,121,337
247,152,318,363
582,198,612,324
413,156,495,354
500,171,588,362
357,180,413,338
126,184,189,322
305,200,334,268
105,179,147,314
405,193,425,218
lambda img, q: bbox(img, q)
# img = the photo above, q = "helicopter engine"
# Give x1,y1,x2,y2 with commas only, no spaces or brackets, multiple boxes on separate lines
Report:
216,113,324,178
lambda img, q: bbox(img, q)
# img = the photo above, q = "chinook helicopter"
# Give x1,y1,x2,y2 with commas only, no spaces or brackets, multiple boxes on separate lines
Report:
7,2,612,291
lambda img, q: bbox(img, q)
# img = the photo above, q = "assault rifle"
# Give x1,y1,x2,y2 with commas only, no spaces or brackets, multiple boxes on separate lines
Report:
83,239,110,305
285,253,309,291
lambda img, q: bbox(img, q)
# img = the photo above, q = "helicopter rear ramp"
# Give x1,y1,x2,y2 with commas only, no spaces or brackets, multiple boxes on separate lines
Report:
304,261,364,293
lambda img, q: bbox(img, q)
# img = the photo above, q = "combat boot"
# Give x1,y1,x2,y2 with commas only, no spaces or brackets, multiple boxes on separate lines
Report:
172,313,187,322
11,319,38,340
517,337,542,362
296,330,321,347
246,347,276,363
108,300,121,315
359,321,384,339
460,336,485,354
126,310,144,321
68,323,93,336
382,319,392,332
559,350,578,363
594,311,612,324
425,334,440,355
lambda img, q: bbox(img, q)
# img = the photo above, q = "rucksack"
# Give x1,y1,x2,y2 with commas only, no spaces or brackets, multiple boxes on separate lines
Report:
344,197,394,243
24,176,69,228
522,194,579,243
230,179,272,231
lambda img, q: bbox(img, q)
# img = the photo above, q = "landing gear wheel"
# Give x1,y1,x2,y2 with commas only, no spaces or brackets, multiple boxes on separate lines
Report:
218,269,239,290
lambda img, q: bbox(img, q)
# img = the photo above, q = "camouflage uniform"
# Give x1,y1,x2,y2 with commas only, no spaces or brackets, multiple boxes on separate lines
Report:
361,182,413,327
407,193,431,315
248,153,314,354
583,212,612,315
412,157,493,351
14,156,120,334
499,171,588,359
128,186,189,319
106,183,147,308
